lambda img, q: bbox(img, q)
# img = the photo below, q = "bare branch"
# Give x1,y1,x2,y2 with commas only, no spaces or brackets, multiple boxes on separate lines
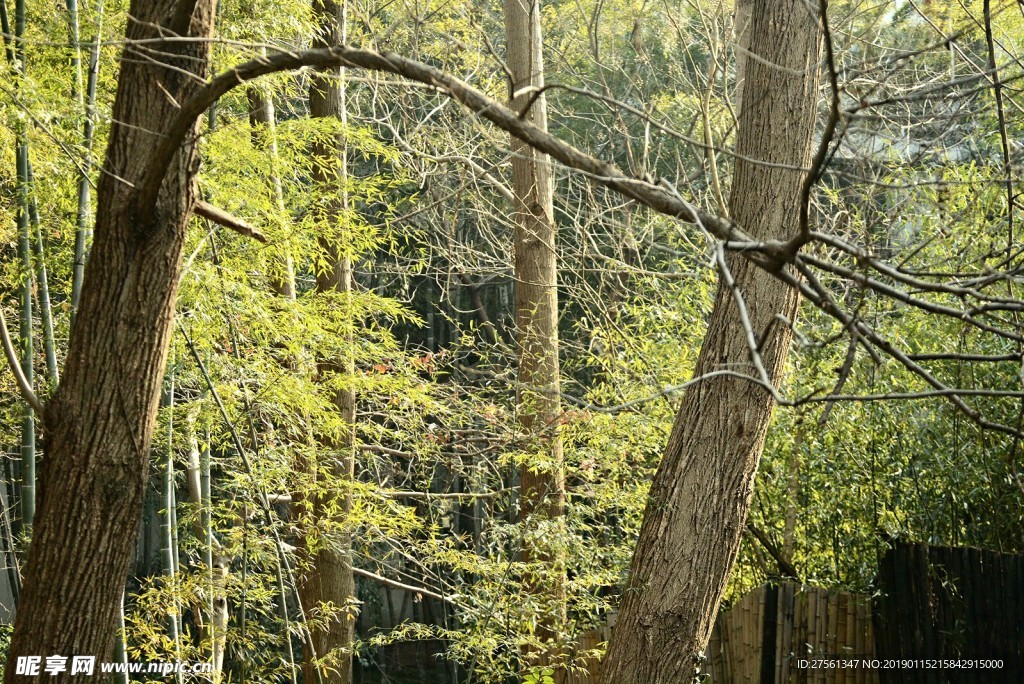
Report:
351,566,456,605
194,200,269,243
378,489,509,500
794,0,842,252
137,44,789,266
983,0,1015,252
745,522,799,580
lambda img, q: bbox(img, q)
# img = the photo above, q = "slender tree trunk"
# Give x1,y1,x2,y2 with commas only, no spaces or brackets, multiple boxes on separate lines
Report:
504,0,566,675
246,73,312,684
246,81,297,301
599,2,822,682
296,2,357,682
4,1,215,677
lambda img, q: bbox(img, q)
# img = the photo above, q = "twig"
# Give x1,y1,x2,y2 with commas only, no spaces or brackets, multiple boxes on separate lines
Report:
983,0,1014,253
351,566,456,604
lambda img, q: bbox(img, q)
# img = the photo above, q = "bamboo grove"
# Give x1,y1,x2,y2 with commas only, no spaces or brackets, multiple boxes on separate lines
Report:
0,0,1022,682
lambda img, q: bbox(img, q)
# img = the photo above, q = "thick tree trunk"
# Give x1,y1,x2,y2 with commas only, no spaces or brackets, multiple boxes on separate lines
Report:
599,2,822,682
3,1,215,680
505,0,567,675
295,1,357,682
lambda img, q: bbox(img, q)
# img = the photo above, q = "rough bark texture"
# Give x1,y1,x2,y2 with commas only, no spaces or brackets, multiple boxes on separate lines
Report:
4,1,215,680
599,2,822,683
296,1,357,682
505,0,567,675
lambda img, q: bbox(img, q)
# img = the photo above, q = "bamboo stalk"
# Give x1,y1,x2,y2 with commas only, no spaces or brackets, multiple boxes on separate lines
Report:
201,428,230,682
26,163,59,386
111,591,129,684
243,85,306,683
69,0,104,322
239,521,248,684
64,0,84,101
185,411,221,676
161,376,184,682
201,429,213,595
276,559,299,684
0,461,20,607
0,0,13,63
14,0,36,531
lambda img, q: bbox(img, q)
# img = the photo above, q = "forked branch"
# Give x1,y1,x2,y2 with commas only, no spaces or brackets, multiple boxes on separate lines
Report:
137,44,790,265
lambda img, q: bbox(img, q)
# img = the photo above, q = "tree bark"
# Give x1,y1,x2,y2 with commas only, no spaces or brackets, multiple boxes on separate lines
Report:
599,2,822,682
4,1,215,678
505,0,567,676
295,1,357,682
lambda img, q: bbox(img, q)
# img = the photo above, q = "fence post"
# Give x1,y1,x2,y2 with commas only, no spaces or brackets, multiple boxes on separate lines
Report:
760,583,779,684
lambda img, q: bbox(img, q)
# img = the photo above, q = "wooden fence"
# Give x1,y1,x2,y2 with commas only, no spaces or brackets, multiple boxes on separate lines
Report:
567,621,612,684
567,584,876,683
873,541,1024,683
702,583,877,683
568,542,1024,683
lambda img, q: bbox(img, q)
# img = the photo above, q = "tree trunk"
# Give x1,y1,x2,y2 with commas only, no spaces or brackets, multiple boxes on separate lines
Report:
505,0,567,675
599,2,822,682
295,1,357,682
4,1,215,678
246,64,297,302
